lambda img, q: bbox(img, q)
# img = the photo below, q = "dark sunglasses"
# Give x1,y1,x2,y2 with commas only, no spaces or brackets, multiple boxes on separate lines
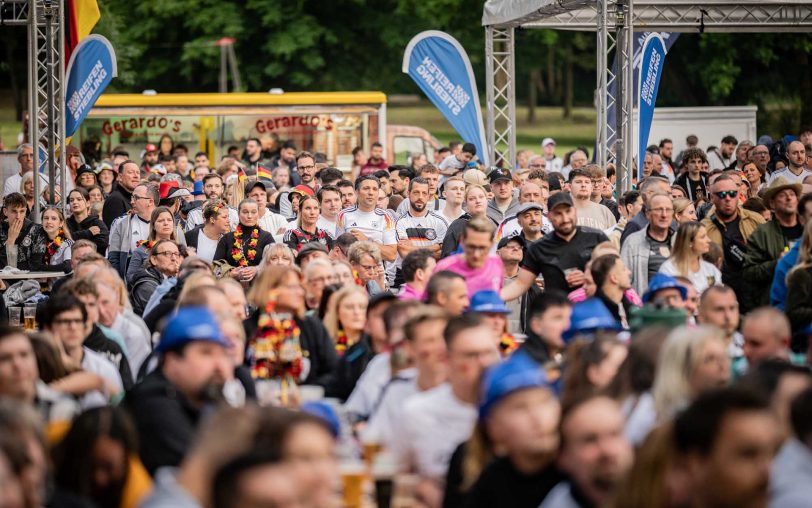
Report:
714,190,738,199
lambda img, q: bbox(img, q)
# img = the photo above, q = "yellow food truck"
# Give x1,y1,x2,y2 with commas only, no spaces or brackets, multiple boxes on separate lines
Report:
73,91,439,169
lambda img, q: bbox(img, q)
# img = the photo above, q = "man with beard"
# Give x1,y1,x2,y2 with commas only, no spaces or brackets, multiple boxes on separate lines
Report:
540,394,633,508
276,151,319,219
242,137,268,173
360,142,389,176
184,174,239,231
708,135,738,170
674,388,777,508
395,177,448,286
108,183,158,279
0,192,47,270
494,182,553,246
502,193,608,301
125,306,233,475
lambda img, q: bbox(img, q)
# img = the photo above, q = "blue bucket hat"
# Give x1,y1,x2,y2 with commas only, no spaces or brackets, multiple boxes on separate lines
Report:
643,273,688,303
479,350,552,420
562,298,622,341
468,290,511,314
301,401,341,438
156,306,229,353
192,180,205,196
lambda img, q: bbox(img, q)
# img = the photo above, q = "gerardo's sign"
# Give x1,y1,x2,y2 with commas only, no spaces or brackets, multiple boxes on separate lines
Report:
101,117,183,135
254,116,334,134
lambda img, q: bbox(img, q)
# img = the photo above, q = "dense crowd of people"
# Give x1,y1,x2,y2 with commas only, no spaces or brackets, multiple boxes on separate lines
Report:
1,129,812,507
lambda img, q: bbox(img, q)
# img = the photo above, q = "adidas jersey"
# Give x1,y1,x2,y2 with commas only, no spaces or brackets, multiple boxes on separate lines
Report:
395,210,449,248
336,206,396,245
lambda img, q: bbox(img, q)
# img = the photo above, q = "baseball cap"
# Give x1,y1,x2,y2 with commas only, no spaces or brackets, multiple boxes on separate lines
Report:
546,192,573,211
150,164,167,176
145,143,158,153
295,241,329,265
463,168,488,186
468,290,511,314
541,137,556,148
165,187,191,200
96,161,116,175
516,202,544,216
74,164,96,180
159,181,180,199
497,234,525,250
288,184,315,202
488,167,512,184
547,175,562,191
155,306,229,353
301,401,341,438
244,180,267,195
479,350,551,420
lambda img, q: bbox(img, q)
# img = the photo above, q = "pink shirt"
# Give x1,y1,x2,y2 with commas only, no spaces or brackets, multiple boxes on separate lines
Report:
435,254,505,296
399,284,424,301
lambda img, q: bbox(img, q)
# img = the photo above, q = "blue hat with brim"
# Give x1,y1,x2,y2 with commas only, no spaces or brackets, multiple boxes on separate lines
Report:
156,306,229,353
468,290,511,314
643,273,688,303
192,180,205,196
563,298,622,341
479,350,552,420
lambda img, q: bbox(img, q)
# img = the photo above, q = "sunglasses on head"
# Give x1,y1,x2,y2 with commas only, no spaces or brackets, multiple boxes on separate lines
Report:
714,190,738,199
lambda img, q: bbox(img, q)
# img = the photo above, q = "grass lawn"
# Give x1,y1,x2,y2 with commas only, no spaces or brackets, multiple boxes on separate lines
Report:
0,94,21,150
388,103,597,159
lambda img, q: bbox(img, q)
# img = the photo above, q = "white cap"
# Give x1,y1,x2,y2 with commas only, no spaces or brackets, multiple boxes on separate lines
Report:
541,137,556,148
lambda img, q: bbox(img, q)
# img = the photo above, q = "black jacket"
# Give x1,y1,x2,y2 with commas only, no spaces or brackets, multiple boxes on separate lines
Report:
441,214,498,258
184,225,204,250
66,214,109,254
129,266,163,316
214,227,275,267
325,335,375,401
124,369,203,476
84,324,134,390
101,186,133,227
244,311,338,387
0,219,48,271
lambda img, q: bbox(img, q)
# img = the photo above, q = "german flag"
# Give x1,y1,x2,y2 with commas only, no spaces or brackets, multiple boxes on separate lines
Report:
66,0,101,64
257,164,273,182
237,166,247,183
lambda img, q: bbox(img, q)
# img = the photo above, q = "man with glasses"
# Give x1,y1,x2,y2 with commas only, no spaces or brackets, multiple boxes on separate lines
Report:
435,216,505,297
43,294,124,407
108,183,159,280
702,175,765,311
390,314,500,507
620,193,676,297
184,174,239,231
303,258,335,311
129,240,181,316
3,144,36,197
750,144,771,175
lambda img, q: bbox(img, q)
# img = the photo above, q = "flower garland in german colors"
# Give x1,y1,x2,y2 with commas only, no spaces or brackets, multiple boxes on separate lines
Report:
135,239,156,250
44,229,66,264
231,224,259,266
247,293,304,405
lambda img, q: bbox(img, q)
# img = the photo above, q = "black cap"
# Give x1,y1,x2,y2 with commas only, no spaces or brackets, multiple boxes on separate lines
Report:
547,192,574,211
75,164,96,178
488,167,512,184
497,235,525,250
244,180,266,195
547,175,562,191
295,241,329,265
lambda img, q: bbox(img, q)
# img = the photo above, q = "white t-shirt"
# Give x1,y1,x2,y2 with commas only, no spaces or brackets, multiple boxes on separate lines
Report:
258,211,289,238
768,167,812,186
397,197,445,216
389,383,477,480
195,231,219,263
317,215,338,238
658,258,722,294
439,154,466,175
336,206,397,246
493,213,553,246
80,347,123,409
363,370,418,444
345,353,392,421
575,201,617,231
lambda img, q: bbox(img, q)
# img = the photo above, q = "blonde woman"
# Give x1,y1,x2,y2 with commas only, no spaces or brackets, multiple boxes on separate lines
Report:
659,221,721,294
261,243,296,268
652,325,730,421
323,285,369,355
126,206,181,285
244,265,337,387
672,198,697,224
